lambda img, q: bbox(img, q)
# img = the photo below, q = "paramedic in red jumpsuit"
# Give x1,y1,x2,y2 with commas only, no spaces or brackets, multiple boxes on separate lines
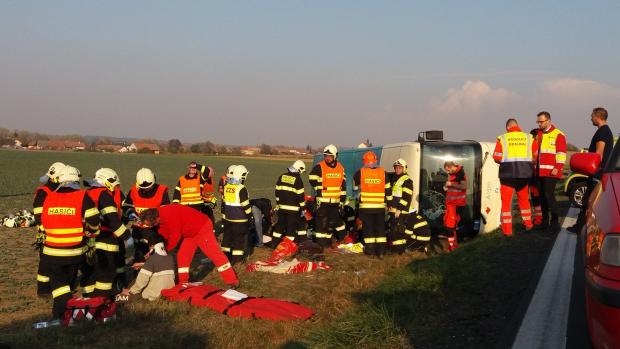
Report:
139,204,239,287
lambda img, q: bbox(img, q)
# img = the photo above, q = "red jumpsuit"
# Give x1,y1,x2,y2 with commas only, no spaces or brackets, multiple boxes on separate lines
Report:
157,204,238,286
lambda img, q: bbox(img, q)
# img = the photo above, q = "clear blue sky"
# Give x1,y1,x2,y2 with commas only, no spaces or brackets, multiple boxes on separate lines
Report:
1,0,618,147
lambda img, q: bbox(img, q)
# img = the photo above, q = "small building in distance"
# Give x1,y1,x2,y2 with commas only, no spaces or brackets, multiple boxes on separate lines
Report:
129,142,161,154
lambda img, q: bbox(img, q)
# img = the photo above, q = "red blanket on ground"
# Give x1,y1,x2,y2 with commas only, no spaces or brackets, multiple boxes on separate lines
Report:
161,284,314,321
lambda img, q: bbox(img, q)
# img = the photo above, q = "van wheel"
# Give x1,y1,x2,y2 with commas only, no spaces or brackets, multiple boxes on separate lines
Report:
569,182,588,208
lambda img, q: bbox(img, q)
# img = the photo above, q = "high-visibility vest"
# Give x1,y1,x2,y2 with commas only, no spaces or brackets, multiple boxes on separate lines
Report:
318,161,345,204
201,180,216,204
179,176,203,206
446,166,467,206
223,183,248,222
537,128,566,178
41,190,86,257
359,167,386,209
392,174,415,213
497,131,534,179
129,184,168,214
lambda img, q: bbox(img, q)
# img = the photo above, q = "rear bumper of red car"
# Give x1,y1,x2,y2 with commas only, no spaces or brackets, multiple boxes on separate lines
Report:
585,270,620,348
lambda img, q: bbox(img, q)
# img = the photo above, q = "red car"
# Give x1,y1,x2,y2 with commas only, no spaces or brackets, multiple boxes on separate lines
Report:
572,150,620,349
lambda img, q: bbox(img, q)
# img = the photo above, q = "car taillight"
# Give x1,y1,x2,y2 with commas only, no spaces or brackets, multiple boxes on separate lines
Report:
601,234,620,267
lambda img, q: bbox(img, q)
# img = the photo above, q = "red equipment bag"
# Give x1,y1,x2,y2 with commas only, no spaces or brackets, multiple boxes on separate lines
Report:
62,297,117,326
268,238,298,263
570,152,601,177
161,284,314,321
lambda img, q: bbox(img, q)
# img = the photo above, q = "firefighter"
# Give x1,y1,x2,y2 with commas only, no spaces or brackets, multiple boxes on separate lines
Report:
529,128,544,227
353,151,391,257
534,111,567,232
388,159,430,253
84,168,133,297
173,161,216,222
308,145,347,248
122,168,170,262
493,118,539,236
272,160,307,246
221,165,253,264
32,162,66,296
443,161,467,251
139,205,239,288
35,165,100,319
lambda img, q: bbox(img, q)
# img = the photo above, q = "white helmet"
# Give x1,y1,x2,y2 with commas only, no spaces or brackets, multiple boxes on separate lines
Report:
41,162,66,183
136,168,155,189
231,165,249,181
95,168,120,191
58,165,81,183
291,160,306,174
393,158,408,173
226,165,236,179
323,144,338,157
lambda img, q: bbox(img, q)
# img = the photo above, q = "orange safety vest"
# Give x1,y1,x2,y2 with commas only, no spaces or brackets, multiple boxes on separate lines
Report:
201,180,216,203
129,184,168,214
445,166,467,206
41,190,86,256
359,167,386,209
179,176,203,205
218,175,227,196
318,161,345,203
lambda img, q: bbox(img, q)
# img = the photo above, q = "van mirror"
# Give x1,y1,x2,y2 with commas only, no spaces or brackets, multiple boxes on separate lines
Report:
570,152,601,176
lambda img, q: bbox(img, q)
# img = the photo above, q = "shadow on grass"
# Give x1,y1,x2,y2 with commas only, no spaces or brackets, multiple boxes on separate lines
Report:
0,305,209,349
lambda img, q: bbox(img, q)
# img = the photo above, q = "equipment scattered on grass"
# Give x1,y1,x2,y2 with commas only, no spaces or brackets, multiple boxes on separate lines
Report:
246,238,331,274
2,209,35,228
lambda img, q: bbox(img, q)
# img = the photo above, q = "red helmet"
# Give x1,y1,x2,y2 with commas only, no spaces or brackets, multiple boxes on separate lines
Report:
363,151,378,165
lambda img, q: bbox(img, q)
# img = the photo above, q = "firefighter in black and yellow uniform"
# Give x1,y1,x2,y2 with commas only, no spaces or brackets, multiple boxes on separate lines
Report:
353,151,392,258
308,144,347,248
173,161,216,222
32,162,66,296
221,165,252,265
389,159,430,253
84,168,133,297
122,168,170,262
35,165,100,319
272,160,307,246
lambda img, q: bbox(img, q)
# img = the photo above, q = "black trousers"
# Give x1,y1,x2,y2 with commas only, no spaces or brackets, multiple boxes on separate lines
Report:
314,204,346,247
222,221,249,265
42,255,82,318
538,177,559,223
272,210,306,246
359,210,387,256
388,213,407,254
37,251,51,296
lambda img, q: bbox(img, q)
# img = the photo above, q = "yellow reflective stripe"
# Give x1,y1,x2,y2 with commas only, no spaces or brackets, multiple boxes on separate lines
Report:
392,239,407,245
275,186,305,194
180,200,203,205
364,237,377,243
244,208,252,214
175,186,181,190
84,208,99,218
413,221,428,229
178,267,190,273
277,204,300,211
45,235,83,244
316,197,341,203
52,285,71,298
232,250,245,256
224,218,248,223
100,206,117,215
376,237,387,243
240,200,250,207
83,285,95,294
95,282,113,290
112,225,127,238
359,203,386,208
335,225,346,231
43,246,86,257
402,187,413,195
399,199,408,206
37,274,50,282
297,230,307,235
95,242,119,252
221,246,231,252
413,235,431,241
308,175,321,181
361,192,385,197
46,228,83,234
217,263,231,272
315,232,332,238
272,232,283,238
33,207,43,214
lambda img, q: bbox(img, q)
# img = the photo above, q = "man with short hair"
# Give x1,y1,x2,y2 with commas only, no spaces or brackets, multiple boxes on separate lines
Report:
534,111,567,232
568,107,613,233
493,118,538,236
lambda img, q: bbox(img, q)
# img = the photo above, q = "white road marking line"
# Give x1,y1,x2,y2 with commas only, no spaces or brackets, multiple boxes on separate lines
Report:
512,207,579,349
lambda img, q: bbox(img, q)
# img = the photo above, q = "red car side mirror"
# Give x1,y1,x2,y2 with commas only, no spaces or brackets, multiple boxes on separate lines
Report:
570,152,602,176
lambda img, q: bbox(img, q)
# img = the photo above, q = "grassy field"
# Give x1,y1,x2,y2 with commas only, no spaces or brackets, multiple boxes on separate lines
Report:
0,149,573,349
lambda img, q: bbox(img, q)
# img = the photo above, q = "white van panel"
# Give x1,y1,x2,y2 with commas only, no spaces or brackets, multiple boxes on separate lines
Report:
478,141,501,233
380,142,422,211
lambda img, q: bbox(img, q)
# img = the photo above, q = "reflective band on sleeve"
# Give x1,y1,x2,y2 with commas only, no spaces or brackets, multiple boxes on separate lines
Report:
37,274,50,282
100,206,118,215
33,207,43,214
83,284,95,294
95,282,113,290
413,221,428,229
84,208,99,218
217,262,231,272
112,225,127,238
178,267,190,273
95,242,120,252
52,285,71,298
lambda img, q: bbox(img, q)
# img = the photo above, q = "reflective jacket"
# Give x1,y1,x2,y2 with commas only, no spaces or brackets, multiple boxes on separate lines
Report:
391,174,415,213
445,166,467,206
353,167,392,210
275,171,305,212
128,184,169,214
309,161,346,204
87,186,128,239
493,126,538,179
222,183,252,223
177,176,203,206
535,125,567,178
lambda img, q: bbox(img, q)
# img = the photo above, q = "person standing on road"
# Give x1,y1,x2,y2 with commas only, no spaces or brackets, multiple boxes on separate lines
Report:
534,111,567,232
308,145,347,248
528,128,544,227
568,107,614,233
443,161,467,251
493,118,539,236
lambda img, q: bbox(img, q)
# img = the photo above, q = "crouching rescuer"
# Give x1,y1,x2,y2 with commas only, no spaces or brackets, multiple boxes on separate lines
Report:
36,166,101,319
139,204,239,288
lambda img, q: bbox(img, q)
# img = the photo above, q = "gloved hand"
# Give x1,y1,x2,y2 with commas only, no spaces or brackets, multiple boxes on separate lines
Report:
32,231,46,251
85,238,97,266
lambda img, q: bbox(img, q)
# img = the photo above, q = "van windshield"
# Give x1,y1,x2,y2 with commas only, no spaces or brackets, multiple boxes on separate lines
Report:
419,142,481,233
